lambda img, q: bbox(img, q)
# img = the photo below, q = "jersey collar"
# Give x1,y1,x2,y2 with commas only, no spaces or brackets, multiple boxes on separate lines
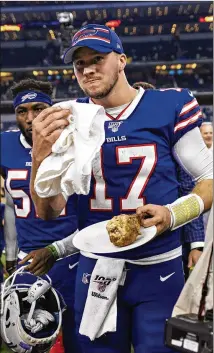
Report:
20,133,32,149
89,87,145,121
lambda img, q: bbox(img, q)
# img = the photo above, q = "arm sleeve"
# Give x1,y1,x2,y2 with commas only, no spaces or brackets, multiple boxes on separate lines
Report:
173,127,213,182
4,190,18,261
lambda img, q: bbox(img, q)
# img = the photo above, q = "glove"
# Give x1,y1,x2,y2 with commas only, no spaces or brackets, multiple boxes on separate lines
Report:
23,309,55,333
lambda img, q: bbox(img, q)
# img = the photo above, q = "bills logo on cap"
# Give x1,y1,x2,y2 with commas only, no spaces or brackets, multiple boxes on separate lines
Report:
72,26,110,46
72,29,98,45
21,92,37,102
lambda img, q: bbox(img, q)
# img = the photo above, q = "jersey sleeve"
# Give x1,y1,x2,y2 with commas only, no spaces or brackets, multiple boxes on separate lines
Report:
173,89,203,145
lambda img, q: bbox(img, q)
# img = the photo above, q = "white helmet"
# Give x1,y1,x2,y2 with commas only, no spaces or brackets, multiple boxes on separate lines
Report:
0,266,65,353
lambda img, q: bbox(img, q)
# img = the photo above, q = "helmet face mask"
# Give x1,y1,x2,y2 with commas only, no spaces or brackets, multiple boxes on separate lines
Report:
0,267,64,353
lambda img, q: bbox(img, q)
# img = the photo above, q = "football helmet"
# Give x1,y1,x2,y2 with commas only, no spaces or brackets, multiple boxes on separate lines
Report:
0,266,65,353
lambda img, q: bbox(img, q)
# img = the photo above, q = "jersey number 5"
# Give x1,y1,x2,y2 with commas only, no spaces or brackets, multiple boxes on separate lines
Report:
90,144,157,211
6,170,66,218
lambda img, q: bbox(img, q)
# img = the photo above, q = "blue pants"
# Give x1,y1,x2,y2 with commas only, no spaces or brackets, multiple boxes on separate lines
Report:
16,253,81,353
75,254,184,353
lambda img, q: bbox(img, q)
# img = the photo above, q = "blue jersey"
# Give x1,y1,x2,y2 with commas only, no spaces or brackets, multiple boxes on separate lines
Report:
0,130,78,252
77,88,203,260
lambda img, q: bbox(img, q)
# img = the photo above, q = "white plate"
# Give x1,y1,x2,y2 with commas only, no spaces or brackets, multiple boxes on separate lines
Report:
73,220,157,253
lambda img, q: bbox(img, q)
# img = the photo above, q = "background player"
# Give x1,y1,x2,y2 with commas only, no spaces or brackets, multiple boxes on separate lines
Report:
0,79,81,353
200,122,213,151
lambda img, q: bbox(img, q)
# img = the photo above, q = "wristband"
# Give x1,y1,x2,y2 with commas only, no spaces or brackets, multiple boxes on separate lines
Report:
52,241,66,259
166,194,204,231
6,266,16,273
46,244,60,260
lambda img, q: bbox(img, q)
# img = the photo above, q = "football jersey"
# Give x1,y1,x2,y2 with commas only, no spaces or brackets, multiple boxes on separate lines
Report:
76,87,203,260
1,130,78,252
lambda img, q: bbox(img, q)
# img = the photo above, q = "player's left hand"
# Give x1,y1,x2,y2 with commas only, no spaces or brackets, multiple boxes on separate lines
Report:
188,249,202,269
136,204,171,235
18,248,56,276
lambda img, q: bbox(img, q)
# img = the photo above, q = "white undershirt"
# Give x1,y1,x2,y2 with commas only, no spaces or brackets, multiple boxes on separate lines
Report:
105,102,131,118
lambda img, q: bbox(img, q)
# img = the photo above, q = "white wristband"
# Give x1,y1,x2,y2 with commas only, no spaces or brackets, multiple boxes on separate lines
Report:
52,241,65,259
166,194,204,231
52,229,79,259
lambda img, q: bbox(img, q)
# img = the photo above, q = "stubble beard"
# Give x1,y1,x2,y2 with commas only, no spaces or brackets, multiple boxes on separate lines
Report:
82,73,119,99
17,122,33,146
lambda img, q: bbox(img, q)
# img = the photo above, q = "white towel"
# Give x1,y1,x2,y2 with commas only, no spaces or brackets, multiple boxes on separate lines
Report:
79,257,126,341
34,101,106,198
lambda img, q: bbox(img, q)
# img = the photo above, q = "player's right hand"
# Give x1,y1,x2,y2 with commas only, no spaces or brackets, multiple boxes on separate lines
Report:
6,260,17,276
136,204,171,235
32,106,71,164
188,249,202,268
18,248,56,276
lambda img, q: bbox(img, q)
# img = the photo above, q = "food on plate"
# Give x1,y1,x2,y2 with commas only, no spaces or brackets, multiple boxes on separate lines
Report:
106,214,141,247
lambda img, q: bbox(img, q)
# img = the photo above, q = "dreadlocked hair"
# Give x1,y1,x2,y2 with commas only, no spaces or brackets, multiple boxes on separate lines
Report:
11,79,53,99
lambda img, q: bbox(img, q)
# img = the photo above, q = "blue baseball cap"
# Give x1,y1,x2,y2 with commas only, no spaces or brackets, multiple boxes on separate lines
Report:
63,24,124,64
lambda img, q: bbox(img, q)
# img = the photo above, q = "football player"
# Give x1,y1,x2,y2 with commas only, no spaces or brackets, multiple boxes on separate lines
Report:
23,25,213,353
0,79,81,353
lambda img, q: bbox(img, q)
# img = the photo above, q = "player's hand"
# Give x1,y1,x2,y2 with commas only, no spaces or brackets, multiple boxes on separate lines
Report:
136,204,171,235
6,260,17,276
188,249,203,269
32,106,71,163
18,248,56,276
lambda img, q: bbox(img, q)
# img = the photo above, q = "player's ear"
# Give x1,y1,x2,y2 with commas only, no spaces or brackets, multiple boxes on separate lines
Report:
119,54,127,72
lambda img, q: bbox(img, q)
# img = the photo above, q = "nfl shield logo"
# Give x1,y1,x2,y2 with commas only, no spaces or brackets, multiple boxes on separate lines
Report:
82,273,91,284
97,282,107,292
108,121,123,133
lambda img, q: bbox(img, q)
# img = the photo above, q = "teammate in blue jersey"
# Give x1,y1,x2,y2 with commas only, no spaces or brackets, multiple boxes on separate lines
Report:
0,79,81,353
23,25,213,353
